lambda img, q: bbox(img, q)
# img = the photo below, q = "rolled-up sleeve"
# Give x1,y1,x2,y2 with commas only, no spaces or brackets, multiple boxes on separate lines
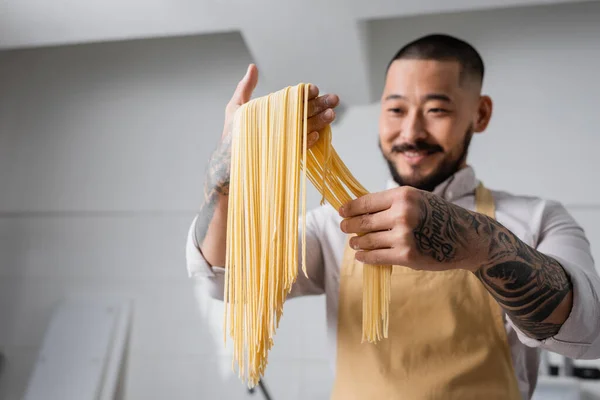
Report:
185,215,226,300
185,208,326,301
509,200,600,359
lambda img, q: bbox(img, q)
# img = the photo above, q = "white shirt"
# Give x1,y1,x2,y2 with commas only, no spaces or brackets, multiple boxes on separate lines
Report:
185,166,600,400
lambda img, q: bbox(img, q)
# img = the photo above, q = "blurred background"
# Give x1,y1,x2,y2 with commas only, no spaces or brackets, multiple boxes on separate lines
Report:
1,0,599,399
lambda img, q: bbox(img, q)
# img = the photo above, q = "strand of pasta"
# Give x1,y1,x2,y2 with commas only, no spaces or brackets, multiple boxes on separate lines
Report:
224,83,391,388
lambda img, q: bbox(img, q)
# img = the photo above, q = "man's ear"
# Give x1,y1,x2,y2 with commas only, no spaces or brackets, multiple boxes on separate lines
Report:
474,95,493,133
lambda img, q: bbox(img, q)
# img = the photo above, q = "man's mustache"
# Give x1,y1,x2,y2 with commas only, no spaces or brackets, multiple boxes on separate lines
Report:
391,142,444,154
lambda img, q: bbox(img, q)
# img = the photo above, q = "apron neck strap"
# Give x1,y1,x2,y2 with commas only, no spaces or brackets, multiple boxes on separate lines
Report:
475,182,496,219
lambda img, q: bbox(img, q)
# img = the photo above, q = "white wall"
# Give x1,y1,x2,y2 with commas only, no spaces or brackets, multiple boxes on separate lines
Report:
1,1,600,399
0,31,334,400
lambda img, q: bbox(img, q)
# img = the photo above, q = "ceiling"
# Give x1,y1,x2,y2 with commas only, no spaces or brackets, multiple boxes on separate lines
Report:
0,0,591,106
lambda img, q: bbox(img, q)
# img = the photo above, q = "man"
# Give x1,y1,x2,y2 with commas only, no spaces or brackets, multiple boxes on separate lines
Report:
186,34,600,399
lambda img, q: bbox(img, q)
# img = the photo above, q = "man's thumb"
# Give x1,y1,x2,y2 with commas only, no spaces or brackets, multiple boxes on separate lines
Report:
233,64,258,105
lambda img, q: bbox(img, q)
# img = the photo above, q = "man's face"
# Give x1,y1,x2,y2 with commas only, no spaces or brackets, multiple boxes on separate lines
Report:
379,59,487,191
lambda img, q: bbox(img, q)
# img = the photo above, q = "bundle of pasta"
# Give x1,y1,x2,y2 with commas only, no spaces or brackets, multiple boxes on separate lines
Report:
224,83,392,388
306,126,393,345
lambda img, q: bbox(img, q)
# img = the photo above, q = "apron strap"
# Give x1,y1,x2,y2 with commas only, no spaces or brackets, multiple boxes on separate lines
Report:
475,182,496,219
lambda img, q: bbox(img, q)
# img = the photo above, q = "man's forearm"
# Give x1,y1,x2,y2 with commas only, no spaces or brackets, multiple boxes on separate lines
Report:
195,135,232,267
474,217,574,340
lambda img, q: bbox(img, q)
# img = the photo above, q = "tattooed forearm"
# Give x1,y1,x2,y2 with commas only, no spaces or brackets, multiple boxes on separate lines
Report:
412,194,490,263
194,134,232,245
476,234,572,340
413,192,573,340
413,196,456,262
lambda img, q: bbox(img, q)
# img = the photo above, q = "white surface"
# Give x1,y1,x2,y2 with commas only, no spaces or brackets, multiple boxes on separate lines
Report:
0,32,254,213
1,0,581,49
98,297,131,400
23,297,131,400
532,376,582,400
0,0,590,106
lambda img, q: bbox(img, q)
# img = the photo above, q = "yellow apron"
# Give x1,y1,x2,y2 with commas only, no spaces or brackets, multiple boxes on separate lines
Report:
331,183,522,400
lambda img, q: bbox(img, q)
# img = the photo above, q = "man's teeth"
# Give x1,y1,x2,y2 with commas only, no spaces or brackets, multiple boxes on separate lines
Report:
404,151,426,157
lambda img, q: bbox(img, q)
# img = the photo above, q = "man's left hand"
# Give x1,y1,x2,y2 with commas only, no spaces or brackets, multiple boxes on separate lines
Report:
339,186,491,272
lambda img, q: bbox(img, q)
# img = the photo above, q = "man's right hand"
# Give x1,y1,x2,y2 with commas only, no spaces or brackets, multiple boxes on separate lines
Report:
222,63,340,150
196,64,340,267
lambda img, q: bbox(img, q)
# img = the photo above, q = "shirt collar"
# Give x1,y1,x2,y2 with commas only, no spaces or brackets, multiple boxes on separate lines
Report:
385,165,479,202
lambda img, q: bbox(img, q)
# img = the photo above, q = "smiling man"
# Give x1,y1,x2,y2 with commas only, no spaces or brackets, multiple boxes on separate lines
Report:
186,34,600,399
378,55,484,192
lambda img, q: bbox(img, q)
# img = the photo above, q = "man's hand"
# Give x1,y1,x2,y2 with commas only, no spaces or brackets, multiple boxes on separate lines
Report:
339,186,574,340
223,64,339,141
197,64,339,266
339,186,489,271
211,64,340,192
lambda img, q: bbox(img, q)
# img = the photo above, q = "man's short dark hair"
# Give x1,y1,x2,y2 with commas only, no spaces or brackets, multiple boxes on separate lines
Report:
387,34,484,85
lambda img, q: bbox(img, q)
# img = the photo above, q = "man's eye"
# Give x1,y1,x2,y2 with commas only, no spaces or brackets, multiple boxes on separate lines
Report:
429,108,449,114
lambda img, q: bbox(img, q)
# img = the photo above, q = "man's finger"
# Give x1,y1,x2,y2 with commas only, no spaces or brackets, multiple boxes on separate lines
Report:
341,209,394,234
306,131,320,148
306,109,336,133
308,84,319,100
349,231,393,251
340,192,394,218
307,94,339,118
355,249,396,265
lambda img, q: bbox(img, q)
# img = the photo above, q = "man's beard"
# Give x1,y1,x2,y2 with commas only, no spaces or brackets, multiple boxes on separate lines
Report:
381,126,473,192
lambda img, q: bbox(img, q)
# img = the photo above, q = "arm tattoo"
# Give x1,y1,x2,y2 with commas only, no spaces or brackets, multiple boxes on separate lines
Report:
194,134,232,245
412,194,485,263
413,192,573,340
476,233,572,340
